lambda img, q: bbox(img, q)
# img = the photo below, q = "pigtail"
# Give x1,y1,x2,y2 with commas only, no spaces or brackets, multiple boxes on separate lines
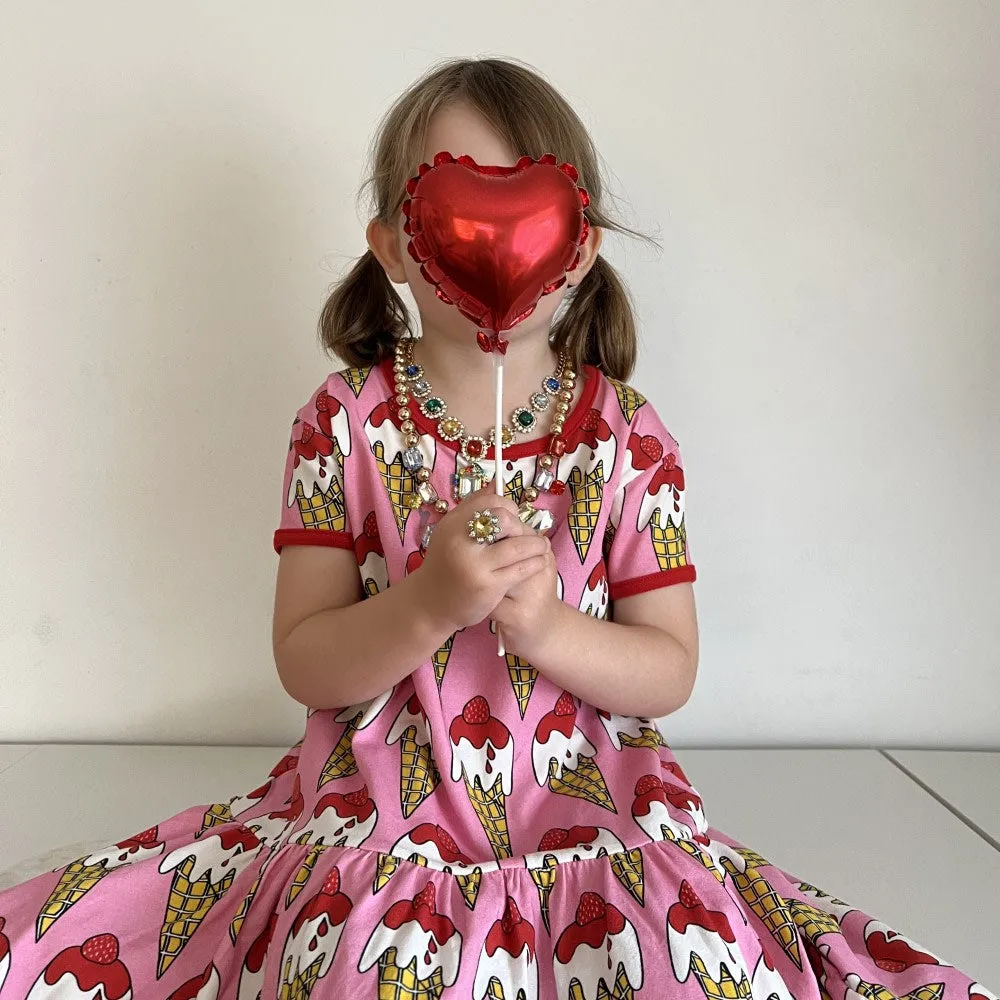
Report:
318,250,412,368
551,254,638,382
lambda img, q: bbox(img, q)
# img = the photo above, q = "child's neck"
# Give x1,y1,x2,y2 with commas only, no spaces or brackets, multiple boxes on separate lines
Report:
410,328,569,441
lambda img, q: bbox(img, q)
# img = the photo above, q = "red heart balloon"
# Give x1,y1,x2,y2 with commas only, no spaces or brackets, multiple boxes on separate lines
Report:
402,152,590,335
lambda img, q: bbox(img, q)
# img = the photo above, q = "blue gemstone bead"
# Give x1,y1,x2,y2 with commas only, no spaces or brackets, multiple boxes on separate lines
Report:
405,364,420,377
545,377,560,392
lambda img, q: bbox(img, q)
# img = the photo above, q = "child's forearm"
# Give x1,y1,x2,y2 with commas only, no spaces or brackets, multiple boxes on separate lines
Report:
275,573,453,710
530,601,696,718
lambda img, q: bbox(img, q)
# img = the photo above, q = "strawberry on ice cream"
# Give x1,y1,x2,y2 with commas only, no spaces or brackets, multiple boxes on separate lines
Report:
553,892,642,999
358,881,462,992
292,785,378,848
473,896,537,1000
278,867,353,995
26,933,132,1000
631,774,696,841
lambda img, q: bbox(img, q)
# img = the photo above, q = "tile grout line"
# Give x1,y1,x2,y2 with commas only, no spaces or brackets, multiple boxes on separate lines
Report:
879,749,1000,854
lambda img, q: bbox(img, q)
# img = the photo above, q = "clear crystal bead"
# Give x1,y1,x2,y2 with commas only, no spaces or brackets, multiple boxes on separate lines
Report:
417,481,438,504
402,447,424,473
534,467,556,490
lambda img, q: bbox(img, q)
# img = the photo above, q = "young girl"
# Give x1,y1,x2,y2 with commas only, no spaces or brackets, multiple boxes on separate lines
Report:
0,57,990,1000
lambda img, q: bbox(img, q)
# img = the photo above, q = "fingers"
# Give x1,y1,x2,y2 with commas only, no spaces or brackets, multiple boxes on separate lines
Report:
485,533,551,570
494,553,550,591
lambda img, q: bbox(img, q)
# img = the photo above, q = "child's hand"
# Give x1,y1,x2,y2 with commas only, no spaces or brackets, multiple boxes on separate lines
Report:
416,487,550,634
489,539,560,662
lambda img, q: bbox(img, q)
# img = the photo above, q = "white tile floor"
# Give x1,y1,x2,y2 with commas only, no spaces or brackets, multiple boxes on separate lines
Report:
1,745,998,989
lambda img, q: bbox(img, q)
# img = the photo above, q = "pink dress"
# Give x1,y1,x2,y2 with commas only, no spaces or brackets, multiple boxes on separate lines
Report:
0,357,990,1000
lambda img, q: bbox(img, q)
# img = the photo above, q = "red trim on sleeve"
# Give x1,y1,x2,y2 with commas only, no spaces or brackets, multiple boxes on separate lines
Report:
609,564,697,600
273,528,354,555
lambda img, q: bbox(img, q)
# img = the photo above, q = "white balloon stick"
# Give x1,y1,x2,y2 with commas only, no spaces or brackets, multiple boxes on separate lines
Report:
495,350,506,657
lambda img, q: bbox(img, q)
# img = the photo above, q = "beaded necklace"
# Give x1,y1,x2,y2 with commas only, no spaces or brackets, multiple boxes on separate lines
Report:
391,338,578,548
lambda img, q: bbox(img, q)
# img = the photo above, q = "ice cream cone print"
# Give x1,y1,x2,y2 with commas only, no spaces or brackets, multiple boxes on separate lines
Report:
166,963,220,1000
505,653,538,718
631,774,699,843
971,986,1000,1000
294,784,378,849
356,511,388,597
374,852,400,893
648,507,688,571
566,464,605,563
339,364,372,398
735,846,771,869
466,775,512,861
278,867,353,1000
158,826,261,978
786,899,841,947
473,896,538,1000
373,439,418,540
433,634,454,690
610,848,645,905
579,563,610,620
554,891,643,1000
450,697,514,861
662,828,726,884
688,952,753,1000
388,695,441,818
607,378,647,423
0,917,10,993
319,710,361,785
292,460,346,533
527,856,557,934
238,912,277,1000
286,843,328,909
35,827,165,939
379,824,492,910
358,881,462,999
861,919,946,974
505,469,525,506
597,710,661,750
534,692,616,813
201,802,234,829
26,933,133,1000
318,689,394,789
229,869,263,944
718,857,801,971
454,868,484,910
846,974,946,1000
668,880,754,1000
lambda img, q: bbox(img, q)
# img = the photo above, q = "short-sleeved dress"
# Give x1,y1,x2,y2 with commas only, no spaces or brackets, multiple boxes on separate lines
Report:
0,356,991,1000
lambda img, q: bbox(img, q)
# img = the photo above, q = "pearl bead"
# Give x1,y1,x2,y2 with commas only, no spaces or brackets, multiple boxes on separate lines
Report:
401,420,415,434
417,467,431,482
394,362,406,373
398,407,411,421
539,455,554,469
559,389,573,402
524,486,539,501
556,401,570,415
396,394,408,406
405,434,419,448
435,499,449,513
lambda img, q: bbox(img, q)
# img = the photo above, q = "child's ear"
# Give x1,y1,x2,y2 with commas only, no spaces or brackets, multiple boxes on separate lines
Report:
566,223,604,287
366,217,408,284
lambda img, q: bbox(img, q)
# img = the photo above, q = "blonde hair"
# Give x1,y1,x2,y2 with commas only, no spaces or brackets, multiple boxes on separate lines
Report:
320,57,649,380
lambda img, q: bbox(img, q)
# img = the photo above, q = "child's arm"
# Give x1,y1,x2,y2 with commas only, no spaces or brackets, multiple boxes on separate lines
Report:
493,573,698,717
273,489,550,710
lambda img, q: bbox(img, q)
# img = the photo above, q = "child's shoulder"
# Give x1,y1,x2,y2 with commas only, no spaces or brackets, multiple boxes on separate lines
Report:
291,363,383,428
593,369,679,447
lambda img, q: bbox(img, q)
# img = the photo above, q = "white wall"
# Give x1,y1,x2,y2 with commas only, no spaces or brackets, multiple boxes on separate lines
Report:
2,2,997,747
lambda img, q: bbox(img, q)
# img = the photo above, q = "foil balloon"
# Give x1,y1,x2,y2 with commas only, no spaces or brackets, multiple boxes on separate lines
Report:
402,151,590,343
